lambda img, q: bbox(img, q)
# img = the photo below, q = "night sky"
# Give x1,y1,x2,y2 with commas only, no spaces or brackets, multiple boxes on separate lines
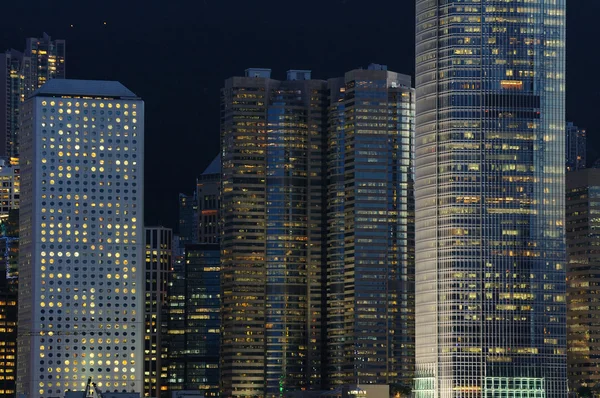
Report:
1,0,597,229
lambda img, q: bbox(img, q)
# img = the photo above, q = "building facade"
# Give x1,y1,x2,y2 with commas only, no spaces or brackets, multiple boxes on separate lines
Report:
166,244,220,398
196,155,220,244
144,227,172,398
0,50,23,158
221,66,415,395
178,193,198,245
0,158,20,219
566,122,586,172
0,33,67,158
21,33,66,101
220,69,327,397
17,79,144,398
0,207,19,398
0,246,17,398
326,65,415,387
414,1,567,397
566,168,600,392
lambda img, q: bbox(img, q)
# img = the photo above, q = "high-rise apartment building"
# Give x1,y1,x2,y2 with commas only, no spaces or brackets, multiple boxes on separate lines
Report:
21,33,66,101
144,227,172,398
566,122,586,172
17,79,144,398
0,50,23,157
326,64,415,387
414,1,567,397
196,155,220,244
566,168,600,392
0,33,65,158
166,244,220,398
221,68,327,397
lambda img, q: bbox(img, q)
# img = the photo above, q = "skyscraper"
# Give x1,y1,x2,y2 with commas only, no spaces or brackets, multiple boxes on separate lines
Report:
0,50,23,157
17,79,144,398
566,122,586,172
414,1,567,396
196,155,220,244
21,33,66,101
166,244,220,398
0,206,19,398
326,64,415,387
566,168,600,392
178,193,197,245
144,227,172,398
220,69,327,397
0,232,17,398
0,33,67,159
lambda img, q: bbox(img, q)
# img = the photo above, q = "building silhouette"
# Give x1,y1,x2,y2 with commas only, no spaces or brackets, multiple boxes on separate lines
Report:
196,155,220,244
177,193,197,245
566,122,586,172
0,50,24,157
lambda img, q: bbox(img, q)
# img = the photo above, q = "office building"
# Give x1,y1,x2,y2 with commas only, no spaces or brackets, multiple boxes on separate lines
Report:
17,79,145,398
414,1,567,397
0,207,19,398
0,248,17,398
0,50,23,157
220,69,327,397
0,207,19,285
178,193,197,245
566,168,600,392
566,122,586,172
0,158,20,219
326,64,415,387
144,227,172,398
196,155,220,244
166,244,220,398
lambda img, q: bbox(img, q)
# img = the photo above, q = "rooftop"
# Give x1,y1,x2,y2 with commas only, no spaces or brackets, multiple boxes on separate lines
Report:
202,154,221,175
32,79,138,99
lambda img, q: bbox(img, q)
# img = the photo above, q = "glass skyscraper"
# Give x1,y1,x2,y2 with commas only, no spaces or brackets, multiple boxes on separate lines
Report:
415,1,566,397
166,244,221,398
220,69,327,397
565,122,586,172
144,227,172,398
178,193,198,245
221,66,416,396
0,50,23,158
197,155,220,244
326,65,415,387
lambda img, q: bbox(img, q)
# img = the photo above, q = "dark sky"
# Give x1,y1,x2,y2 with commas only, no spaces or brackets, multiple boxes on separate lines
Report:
1,0,597,229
